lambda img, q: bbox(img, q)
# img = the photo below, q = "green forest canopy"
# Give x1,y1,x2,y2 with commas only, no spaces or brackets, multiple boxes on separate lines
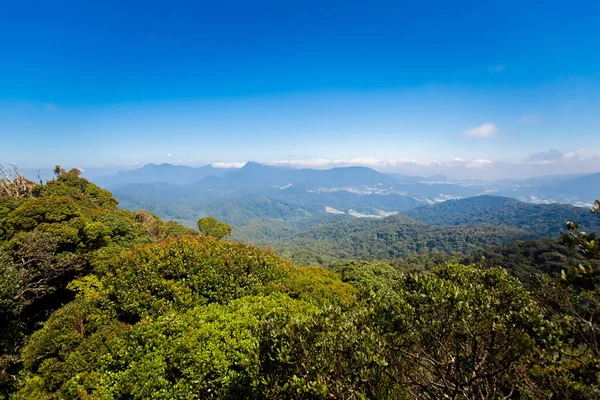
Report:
0,167,195,397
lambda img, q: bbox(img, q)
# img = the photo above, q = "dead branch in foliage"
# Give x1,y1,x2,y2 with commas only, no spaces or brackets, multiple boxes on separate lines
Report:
0,163,36,199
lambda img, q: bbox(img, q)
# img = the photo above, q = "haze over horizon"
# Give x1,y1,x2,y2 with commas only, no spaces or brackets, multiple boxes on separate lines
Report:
2,0,599,179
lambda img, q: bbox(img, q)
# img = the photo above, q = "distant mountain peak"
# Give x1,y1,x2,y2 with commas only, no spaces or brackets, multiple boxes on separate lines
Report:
136,163,177,169
332,165,374,171
101,162,224,186
242,161,277,170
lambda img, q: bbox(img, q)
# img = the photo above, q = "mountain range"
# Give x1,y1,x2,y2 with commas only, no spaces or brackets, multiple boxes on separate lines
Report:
81,162,599,229
92,162,598,203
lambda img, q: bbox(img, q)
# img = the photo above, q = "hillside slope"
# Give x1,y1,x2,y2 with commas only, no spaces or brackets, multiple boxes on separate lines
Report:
233,214,534,265
406,195,600,237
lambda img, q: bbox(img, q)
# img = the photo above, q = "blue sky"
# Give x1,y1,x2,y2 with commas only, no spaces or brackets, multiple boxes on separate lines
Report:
1,0,599,178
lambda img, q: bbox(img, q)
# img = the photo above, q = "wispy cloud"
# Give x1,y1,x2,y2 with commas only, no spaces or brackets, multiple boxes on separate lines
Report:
265,157,494,170
255,152,597,180
488,64,506,73
463,123,498,138
44,103,59,112
166,153,172,157
466,159,493,168
524,148,585,165
211,162,246,169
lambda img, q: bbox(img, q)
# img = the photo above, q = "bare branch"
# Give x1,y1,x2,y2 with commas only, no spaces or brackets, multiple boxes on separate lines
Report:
0,163,36,199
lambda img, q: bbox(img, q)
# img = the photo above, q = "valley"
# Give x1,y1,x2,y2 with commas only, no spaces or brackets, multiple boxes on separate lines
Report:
78,162,600,266
83,162,599,229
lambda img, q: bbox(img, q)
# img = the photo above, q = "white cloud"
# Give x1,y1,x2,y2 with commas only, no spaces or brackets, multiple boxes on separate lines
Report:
466,159,493,168
261,157,494,171
442,158,492,168
167,153,172,157
211,162,246,169
44,103,59,112
269,159,333,168
524,148,585,165
564,148,585,161
488,65,506,73
268,158,414,169
463,123,498,138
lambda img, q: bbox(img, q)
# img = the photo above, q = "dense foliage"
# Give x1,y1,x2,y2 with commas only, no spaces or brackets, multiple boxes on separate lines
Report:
462,238,600,282
13,239,599,399
13,236,355,399
114,193,311,228
0,167,195,397
560,199,600,286
197,216,232,239
233,214,534,265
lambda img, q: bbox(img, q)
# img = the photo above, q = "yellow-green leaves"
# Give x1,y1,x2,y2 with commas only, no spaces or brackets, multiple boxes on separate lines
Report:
197,216,232,239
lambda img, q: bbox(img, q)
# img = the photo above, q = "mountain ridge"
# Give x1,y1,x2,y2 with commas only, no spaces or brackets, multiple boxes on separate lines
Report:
406,194,600,237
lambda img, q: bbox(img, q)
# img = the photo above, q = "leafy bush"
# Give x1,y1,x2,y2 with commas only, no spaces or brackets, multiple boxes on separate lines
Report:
0,168,195,397
15,235,354,399
197,216,232,239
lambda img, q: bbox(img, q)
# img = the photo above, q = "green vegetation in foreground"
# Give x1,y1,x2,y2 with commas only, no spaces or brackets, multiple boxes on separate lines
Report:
12,237,600,399
197,216,232,239
0,166,195,397
1,164,598,399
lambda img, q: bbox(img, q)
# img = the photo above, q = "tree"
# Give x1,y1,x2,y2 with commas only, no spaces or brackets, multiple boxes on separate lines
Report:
53,165,64,178
197,216,232,239
561,199,600,287
332,261,552,399
528,197,600,398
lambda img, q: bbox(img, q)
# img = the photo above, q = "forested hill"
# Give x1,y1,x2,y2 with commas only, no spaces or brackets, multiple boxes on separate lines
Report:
113,189,422,227
406,195,600,237
233,214,535,265
462,238,600,282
